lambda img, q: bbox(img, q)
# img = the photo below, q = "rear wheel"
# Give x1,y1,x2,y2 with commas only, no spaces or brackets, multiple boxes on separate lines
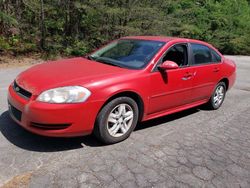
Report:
206,82,226,110
94,97,139,144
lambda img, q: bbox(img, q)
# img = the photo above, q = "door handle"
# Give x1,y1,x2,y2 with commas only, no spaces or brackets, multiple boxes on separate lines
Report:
213,67,220,72
182,77,191,80
182,72,193,80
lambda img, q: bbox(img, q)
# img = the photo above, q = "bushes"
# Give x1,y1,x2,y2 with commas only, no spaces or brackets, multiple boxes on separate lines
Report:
0,0,250,56
65,41,89,56
0,36,10,52
0,35,37,55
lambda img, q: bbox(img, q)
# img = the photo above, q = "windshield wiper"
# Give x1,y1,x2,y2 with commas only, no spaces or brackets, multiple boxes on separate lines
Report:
86,55,95,61
97,60,122,67
95,58,123,68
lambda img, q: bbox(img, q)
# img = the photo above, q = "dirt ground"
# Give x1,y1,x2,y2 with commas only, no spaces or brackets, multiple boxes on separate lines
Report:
0,54,67,68
0,55,43,68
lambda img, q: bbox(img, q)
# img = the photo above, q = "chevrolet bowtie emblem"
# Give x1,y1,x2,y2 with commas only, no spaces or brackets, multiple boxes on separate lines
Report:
15,87,20,92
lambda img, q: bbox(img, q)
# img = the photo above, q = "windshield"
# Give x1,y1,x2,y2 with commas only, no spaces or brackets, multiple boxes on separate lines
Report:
89,39,165,69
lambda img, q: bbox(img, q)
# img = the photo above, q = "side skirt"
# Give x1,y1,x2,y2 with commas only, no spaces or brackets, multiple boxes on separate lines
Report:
143,99,208,121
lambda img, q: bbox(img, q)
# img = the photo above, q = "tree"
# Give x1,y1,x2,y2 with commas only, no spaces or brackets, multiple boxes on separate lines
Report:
0,0,250,56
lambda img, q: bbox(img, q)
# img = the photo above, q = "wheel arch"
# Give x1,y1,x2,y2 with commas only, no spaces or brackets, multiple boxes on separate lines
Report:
100,91,145,122
219,78,229,91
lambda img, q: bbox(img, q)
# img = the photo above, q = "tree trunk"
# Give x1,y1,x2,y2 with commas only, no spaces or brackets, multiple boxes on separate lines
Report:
40,0,46,50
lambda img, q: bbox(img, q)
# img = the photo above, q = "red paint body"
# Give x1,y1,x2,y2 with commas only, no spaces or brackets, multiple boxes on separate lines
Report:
8,36,236,137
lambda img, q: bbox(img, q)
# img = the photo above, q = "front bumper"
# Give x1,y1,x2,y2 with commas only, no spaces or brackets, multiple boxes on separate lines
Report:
8,85,104,137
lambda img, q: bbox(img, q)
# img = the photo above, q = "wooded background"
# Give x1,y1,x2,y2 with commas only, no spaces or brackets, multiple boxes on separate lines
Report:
1,0,250,57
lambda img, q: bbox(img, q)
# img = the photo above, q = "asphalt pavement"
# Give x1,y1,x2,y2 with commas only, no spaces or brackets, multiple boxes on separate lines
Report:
0,56,250,187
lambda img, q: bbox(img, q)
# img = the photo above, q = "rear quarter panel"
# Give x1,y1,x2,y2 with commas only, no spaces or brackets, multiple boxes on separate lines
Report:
222,57,236,90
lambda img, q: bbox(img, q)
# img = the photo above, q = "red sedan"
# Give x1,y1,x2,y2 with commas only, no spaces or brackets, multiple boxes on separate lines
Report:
8,36,236,144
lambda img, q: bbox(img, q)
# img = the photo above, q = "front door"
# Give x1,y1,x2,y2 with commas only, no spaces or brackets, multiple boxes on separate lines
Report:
148,43,195,114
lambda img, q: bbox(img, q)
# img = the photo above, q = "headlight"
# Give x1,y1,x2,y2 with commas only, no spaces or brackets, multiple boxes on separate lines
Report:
37,86,91,103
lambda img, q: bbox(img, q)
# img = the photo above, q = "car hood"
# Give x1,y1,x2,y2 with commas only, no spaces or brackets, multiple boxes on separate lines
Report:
16,57,134,95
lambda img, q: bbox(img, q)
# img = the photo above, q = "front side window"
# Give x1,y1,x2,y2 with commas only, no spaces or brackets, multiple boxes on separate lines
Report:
90,39,165,69
162,44,188,67
191,44,212,65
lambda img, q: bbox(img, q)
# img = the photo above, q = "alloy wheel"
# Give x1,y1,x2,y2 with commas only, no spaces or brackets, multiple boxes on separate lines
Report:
107,103,134,137
213,85,225,107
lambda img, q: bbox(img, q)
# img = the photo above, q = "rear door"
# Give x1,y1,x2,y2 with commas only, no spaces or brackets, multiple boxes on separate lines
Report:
189,43,222,102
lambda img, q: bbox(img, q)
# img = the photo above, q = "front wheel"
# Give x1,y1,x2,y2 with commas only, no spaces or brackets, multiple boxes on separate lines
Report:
94,97,139,144
206,82,226,110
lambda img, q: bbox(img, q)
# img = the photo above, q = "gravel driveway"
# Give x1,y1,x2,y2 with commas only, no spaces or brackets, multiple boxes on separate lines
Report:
0,56,250,188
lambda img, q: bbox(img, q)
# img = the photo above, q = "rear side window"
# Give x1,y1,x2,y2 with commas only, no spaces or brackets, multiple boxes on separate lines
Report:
191,44,212,65
211,49,221,62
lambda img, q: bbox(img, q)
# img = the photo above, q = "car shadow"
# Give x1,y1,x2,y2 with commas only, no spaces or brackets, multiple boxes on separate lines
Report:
135,107,200,131
0,111,103,152
0,107,201,152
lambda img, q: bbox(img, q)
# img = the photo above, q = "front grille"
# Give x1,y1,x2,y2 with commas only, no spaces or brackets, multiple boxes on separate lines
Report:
8,103,22,122
30,122,71,130
13,81,32,99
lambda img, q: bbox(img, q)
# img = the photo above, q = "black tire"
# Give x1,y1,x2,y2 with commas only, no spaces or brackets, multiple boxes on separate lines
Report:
94,97,139,144
206,82,226,110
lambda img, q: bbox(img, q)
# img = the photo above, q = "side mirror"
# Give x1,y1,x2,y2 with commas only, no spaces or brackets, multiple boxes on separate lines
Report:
158,61,179,71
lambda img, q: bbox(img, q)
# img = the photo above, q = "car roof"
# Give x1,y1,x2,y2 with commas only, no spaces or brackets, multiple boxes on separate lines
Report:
121,36,179,42
121,36,211,46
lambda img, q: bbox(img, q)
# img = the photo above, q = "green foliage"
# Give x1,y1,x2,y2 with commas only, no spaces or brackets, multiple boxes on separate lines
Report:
65,41,89,56
0,0,250,56
0,36,10,51
0,11,18,26
165,0,250,55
